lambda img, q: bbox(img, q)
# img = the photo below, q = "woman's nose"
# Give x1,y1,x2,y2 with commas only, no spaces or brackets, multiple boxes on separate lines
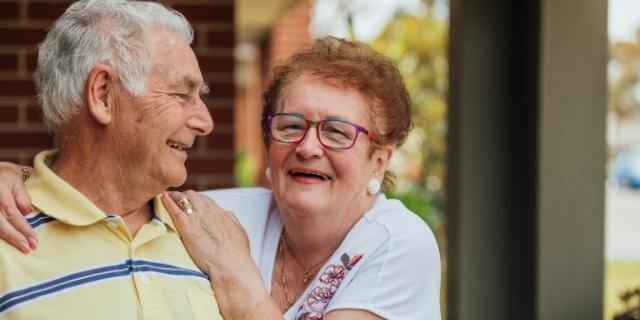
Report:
294,127,324,159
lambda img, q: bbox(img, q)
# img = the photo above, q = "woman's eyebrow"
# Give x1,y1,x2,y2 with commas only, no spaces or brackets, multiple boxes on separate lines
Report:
325,115,349,121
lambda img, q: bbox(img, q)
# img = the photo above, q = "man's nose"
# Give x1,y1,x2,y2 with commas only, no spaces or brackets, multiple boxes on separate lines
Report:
187,98,214,135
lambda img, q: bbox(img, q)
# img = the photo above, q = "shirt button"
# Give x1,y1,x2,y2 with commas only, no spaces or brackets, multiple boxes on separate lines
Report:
107,222,117,230
140,274,150,285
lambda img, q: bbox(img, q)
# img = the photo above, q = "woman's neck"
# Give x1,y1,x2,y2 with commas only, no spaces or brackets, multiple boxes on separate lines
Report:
278,194,376,264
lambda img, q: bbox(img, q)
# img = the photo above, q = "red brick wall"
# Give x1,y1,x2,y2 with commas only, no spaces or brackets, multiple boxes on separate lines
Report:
264,0,313,81
0,0,235,190
236,0,313,186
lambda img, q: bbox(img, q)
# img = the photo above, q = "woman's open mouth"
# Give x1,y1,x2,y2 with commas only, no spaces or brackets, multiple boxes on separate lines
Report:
288,169,332,181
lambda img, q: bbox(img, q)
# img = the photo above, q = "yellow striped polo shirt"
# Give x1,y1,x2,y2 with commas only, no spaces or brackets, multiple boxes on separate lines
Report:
0,150,222,320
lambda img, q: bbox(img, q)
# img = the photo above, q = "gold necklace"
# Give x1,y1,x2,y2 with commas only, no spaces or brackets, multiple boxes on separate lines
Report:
281,231,333,284
278,232,333,310
279,235,295,309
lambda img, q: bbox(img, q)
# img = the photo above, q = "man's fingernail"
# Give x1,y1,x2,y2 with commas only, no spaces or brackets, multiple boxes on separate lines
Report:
28,237,38,249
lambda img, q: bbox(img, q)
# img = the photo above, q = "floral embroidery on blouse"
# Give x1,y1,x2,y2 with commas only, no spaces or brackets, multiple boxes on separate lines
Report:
295,253,364,320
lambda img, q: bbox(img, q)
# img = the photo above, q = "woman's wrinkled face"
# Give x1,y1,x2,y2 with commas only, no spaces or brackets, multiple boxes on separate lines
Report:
268,74,388,219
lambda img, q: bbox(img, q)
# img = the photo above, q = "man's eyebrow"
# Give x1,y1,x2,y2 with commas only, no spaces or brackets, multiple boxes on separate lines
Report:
200,82,210,95
182,76,199,90
180,76,208,95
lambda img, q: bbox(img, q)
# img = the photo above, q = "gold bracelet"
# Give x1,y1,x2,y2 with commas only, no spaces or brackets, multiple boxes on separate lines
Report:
18,164,31,182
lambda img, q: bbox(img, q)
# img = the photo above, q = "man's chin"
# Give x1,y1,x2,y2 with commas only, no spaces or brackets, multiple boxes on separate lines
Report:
170,176,188,188
164,170,188,189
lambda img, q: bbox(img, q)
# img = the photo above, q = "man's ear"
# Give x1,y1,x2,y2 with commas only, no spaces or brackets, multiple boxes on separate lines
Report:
85,64,114,126
371,145,394,179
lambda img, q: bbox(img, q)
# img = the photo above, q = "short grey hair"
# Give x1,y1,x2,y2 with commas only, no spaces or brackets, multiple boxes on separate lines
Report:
36,0,194,131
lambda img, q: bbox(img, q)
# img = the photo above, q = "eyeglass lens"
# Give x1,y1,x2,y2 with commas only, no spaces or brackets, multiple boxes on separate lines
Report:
270,114,358,149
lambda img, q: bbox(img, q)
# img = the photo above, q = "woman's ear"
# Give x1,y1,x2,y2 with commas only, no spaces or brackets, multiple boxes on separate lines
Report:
85,64,114,126
371,145,394,179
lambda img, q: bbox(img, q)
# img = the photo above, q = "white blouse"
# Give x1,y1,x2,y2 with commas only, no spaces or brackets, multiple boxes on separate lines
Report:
201,187,441,320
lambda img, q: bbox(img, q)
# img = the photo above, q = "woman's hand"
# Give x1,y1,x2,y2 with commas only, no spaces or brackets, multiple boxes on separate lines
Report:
0,162,37,253
161,190,251,275
161,190,282,319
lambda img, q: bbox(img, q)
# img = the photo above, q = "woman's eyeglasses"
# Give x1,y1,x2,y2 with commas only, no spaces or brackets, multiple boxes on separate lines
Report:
267,113,377,150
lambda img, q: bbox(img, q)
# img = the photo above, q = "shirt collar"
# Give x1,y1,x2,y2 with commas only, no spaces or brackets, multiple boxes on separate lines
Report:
26,150,177,232
153,195,178,233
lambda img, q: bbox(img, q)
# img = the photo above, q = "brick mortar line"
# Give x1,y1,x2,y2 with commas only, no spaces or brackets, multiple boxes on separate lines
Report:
0,20,50,28
171,0,234,5
203,73,234,82
0,47,37,54
0,149,44,157
192,23,234,31
209,124,233,132
18,0,26,26
0,72,32,79
193,48,234,56
188,149,236,159
204,98,234,106
2,0,71,3
187,150,234,158
0,97,36,105
187,175,234,181
17,47,27,77
17,98,26,127
196,24,209,49
0,125,48,132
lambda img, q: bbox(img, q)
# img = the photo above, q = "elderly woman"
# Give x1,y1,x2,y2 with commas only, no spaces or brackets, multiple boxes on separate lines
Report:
0,37,440,320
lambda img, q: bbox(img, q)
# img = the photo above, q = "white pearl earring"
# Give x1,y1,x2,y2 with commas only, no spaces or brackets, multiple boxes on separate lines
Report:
265,167,272,182
367,178,381,195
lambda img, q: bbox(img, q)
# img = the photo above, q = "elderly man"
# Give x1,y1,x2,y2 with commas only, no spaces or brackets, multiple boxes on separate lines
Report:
0,0,222,318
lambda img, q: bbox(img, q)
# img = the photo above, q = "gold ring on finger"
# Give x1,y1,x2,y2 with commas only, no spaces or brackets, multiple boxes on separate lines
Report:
177,197,195,215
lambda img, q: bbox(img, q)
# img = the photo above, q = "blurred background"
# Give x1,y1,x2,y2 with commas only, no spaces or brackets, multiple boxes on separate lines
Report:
0,0,637,319
606,0,640,318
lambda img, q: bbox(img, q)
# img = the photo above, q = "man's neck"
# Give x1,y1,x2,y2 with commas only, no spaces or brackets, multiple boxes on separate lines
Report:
51,148,160,236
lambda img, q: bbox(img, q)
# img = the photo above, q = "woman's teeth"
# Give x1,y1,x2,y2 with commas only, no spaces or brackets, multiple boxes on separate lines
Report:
288,170,331,180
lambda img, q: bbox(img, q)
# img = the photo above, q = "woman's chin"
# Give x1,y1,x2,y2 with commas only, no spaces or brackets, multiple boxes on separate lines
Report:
279,191,328,216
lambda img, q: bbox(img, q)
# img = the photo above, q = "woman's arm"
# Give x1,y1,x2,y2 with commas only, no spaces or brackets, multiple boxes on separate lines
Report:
0,162,37,253
161,190,283,320
325,310,383,320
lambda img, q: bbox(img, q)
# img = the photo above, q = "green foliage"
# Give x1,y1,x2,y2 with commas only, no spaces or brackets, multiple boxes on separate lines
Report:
386,188,443,229
605,260,640,320
234,151,258,187
372,7,449,227
609,35,640,118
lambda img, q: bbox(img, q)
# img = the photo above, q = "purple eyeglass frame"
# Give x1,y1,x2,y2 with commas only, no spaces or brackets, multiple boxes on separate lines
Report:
266,112,378,150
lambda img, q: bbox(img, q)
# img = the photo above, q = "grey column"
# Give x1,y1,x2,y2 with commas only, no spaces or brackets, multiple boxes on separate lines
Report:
447,0,606,319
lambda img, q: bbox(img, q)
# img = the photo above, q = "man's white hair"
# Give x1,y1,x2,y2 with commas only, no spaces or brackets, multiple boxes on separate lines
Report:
35,0,193,131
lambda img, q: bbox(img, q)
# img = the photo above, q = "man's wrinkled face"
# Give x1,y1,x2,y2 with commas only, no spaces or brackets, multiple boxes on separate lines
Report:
112,29,213,188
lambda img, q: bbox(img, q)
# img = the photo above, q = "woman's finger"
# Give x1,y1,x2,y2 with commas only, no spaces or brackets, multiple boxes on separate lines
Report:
0,212,31,253
184,190,205,214
12,179,37,248
1,204,36,249
161,191,191,232
14,180,34,216
0,180,35,250
0,163,37,250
